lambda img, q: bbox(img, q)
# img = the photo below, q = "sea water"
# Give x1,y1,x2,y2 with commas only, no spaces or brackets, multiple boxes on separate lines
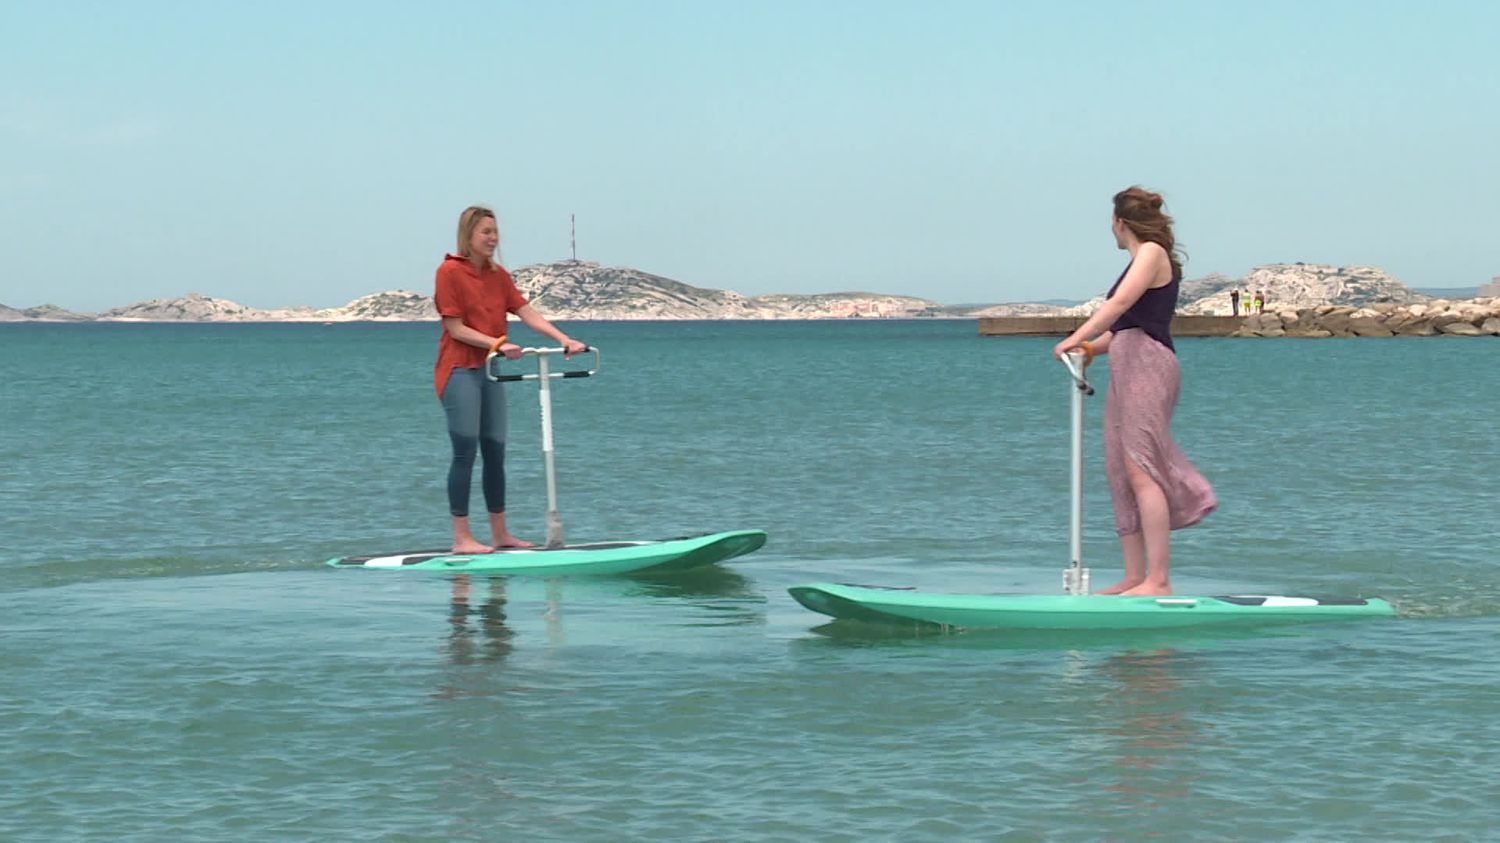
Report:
1,320,1497,840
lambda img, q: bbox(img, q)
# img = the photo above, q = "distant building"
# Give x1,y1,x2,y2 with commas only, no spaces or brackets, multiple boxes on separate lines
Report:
1482,276,1500,297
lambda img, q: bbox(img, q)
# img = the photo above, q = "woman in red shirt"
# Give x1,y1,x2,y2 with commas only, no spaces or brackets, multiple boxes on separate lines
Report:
435,205,587,553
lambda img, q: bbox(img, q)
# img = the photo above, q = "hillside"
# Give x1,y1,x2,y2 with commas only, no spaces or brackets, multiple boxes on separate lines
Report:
2,261,1486,322
972,264,1436,317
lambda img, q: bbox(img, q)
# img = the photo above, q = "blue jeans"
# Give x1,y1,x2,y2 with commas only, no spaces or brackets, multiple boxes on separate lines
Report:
441,367,507,516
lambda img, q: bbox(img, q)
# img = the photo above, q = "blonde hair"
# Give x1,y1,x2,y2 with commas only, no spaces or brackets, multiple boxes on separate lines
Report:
456,205,497,265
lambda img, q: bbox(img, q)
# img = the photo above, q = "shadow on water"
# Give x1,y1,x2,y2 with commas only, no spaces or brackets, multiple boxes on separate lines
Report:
801,617,1313,653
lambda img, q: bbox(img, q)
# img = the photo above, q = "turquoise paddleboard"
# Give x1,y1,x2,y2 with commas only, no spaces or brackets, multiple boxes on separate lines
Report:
329,530,766,576
788,583,1396,631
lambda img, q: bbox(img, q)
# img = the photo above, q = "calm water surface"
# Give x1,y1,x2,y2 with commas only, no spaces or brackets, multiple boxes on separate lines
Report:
1,321,1497,841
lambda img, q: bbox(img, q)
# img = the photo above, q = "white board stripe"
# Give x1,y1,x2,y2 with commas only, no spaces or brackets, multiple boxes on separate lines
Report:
1260,596,1320,607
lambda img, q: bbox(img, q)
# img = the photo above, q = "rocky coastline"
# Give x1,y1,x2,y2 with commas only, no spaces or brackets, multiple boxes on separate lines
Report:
1231,300,1500,337
2,260,1496,334
0,261,945,323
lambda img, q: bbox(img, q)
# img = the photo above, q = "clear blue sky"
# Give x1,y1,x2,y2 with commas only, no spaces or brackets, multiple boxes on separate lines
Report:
3,0,1496,310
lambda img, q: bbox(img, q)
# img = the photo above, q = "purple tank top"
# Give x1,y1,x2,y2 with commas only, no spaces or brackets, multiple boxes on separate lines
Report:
1107,260,1181,352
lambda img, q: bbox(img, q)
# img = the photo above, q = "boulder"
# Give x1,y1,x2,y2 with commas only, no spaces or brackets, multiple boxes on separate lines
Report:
1248,313,1283,332
1382,311,1415,332
1397,318,1439,336
1349,316,1394,336
1439,321,1483,336
1319,311,1353,335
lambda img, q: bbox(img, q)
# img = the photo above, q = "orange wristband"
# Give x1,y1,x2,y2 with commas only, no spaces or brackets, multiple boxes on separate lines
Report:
488,335,508,354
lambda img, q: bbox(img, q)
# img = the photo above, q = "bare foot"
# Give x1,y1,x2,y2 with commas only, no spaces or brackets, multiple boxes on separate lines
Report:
452,540,494,554
1096,579,1144,595
493,534,535,549
1120,581,1173,596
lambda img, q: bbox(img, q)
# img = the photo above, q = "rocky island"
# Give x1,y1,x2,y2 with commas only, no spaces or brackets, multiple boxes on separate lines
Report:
2,260,1496,336
976,264,1499,338
0,260,942,323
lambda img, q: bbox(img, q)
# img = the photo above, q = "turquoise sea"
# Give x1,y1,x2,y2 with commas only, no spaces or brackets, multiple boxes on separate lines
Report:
2,320,1497,841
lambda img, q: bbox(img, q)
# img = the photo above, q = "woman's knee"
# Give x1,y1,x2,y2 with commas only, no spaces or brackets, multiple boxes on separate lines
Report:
449,431,480,461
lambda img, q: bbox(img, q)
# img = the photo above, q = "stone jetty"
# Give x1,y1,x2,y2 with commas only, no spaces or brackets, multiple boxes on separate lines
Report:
979,299,1500,338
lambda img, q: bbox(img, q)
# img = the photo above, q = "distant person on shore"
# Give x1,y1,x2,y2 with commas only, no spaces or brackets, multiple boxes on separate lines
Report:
1255,289,1266,313
1230,289,1241,316
1052,186,1217,596
434,205,587,553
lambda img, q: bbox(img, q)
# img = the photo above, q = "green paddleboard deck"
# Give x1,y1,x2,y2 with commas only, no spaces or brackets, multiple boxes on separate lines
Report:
328,530,766,576
788,582,1396,630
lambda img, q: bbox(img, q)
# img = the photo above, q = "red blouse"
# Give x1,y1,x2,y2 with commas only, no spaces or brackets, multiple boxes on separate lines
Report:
432,254,529,398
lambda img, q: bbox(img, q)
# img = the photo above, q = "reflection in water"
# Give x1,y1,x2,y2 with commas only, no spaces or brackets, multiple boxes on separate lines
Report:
789,625,1217,817
432,575,566,701
430,565,767,700
543,578,564,647
445,575,517,666
442,575,570,666
627,566,757,599
1094,648,1205,813
626,567,765,627
437,565,761,672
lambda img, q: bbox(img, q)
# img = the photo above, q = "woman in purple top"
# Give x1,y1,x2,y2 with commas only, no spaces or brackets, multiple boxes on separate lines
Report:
1053,187,1217,596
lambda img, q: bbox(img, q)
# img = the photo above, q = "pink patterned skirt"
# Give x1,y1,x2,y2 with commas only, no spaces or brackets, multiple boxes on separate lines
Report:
1103,329,1217,536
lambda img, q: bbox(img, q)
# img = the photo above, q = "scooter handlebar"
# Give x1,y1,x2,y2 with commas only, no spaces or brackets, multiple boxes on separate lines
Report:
1060,350,1094,396
485,346,601,382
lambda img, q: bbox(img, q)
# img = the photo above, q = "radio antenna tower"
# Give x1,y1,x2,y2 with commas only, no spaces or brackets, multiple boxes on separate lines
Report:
570,213,576,261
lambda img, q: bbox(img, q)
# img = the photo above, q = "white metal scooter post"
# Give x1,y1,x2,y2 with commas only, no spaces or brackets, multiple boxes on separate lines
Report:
486,346,601,551
1061,351,1093,596
536,351,563,548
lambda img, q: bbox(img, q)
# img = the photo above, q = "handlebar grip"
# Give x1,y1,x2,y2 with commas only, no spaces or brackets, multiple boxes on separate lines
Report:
1060,352,1094,395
